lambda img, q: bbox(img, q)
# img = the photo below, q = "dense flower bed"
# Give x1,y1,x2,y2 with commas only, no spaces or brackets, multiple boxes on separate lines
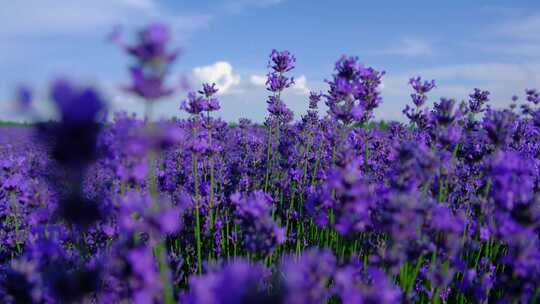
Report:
1,23,540,303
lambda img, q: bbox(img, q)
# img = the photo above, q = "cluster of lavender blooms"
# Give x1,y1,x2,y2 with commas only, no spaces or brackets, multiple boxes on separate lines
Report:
2,22,540,304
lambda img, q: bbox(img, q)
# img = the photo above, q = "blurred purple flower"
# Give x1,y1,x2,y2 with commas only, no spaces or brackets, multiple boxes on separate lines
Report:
230,191,285,254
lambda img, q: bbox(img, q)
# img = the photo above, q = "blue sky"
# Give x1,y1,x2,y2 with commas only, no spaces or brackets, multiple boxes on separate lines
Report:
1,0,540,122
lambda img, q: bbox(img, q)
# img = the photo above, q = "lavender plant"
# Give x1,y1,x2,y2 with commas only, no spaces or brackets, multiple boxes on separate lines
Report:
2,22,540,304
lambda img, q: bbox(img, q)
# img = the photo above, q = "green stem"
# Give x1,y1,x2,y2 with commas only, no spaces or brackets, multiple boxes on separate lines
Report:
263,127,273,192
146,115,174,303
207,113,215,230
191,124,203,274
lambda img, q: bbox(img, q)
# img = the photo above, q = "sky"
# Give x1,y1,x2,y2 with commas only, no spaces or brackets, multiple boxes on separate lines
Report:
1,0,540,122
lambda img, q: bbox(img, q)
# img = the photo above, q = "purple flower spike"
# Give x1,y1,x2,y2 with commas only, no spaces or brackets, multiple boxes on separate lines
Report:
181,83,222,116
266,72,295,92
181,260,272,304
325,55,384,124
230,191,285,254
181,92,206,115
308,91,322,110
111,22,182,103
125,67,175,100
127,22,179,64
198,82,219,98
525,88,540,105
409,76,436,95
51,79,105,125
268,49,296,73
468,88,490,114
281,249,337,304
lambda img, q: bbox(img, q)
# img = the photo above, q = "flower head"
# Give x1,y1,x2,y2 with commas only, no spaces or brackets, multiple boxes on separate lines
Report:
181,260,273,304
51,79,105,125
281,249,337,304
198,82,219,98
409,76,436,95
111,22,181,102
308,91,322,110
268,49,296,73
525,89,540,105
325,55,384,124
468,88,490,114
230,191,285,254
482,109,517,147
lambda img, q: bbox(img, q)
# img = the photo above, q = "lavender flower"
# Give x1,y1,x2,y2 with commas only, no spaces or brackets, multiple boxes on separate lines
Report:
409,76,436,95
326,159,376,235
482,109,517,147
6,31,540,304
266,72,295,92
182,83,221,115
101,243,163,303
281,249,336,304
180,260,275,304
308,91,322,110
409,76,436,108
334,266,402,304
325,56,384,125
230,191,285,254
111,23,181,104
268,49,296,73
431,98,460,127
44,79,105,166
468,88,490,114
181,92,206,115
525,88,540,105
198,82,219,98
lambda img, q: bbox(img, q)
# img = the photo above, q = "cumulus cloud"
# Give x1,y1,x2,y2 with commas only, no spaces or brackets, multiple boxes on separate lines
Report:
293,75,310,95
249,74,267,86
193,61,241,95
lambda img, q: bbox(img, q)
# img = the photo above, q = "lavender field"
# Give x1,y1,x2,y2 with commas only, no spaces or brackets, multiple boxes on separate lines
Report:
2,18,540,304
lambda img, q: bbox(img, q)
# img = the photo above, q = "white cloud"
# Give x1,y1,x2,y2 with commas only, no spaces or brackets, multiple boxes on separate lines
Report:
193,61,242,95
249,74,267,86
0,0,211,39
293,75,310,95
383,38,433,57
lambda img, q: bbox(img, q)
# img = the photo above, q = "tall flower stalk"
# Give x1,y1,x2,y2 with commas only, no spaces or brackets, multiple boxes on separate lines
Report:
198,83,220,229
111,22,182,303
324,55,384,173
403,76,436,129
263,49,296,192
181,83,221,272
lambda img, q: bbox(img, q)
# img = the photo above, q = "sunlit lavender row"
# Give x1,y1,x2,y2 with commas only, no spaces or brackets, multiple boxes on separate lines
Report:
1,23,540,303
